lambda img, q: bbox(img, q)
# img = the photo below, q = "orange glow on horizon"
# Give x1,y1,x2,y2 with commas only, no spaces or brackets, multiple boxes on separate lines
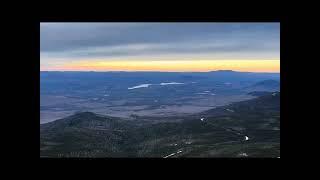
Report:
42,59,280,73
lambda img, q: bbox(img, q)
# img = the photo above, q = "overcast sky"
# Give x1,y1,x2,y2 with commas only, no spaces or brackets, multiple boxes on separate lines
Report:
40,23,280,71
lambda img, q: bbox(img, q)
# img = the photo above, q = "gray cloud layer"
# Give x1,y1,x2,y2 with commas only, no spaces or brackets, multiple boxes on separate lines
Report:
40,23,280,66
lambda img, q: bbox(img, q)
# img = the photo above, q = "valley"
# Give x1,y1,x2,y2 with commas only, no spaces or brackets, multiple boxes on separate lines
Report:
40,71,279,124
40,71,280,158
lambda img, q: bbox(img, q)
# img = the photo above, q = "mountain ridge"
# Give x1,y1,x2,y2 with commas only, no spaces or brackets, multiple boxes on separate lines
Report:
40,93,280,158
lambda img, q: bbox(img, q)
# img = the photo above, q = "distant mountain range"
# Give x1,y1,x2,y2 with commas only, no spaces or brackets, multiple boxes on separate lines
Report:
40,71,279,96
40,92,280,158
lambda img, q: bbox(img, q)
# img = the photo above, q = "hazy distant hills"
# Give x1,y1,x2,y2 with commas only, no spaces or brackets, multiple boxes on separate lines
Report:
248,91,274,96
40,92,280,158
40,71,279,95
243,79,280,92
198,91,280,122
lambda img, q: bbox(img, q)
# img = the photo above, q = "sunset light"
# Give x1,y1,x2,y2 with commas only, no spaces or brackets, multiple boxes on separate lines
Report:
48,59,280,73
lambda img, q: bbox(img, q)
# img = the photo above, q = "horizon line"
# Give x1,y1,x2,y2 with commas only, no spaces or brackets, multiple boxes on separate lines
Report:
41,59,279,73
40,70,280,73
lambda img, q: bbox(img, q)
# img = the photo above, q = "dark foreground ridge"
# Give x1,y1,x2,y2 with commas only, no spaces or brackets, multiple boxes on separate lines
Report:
40,92,280,158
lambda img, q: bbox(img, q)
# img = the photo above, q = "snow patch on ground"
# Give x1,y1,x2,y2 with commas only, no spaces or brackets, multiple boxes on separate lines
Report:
163,153,176,158
239,153,248,157
226,108,235,112
163,150,183,158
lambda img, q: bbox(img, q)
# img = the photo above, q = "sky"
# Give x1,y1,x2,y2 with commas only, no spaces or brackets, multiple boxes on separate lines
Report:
40,23,280,72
